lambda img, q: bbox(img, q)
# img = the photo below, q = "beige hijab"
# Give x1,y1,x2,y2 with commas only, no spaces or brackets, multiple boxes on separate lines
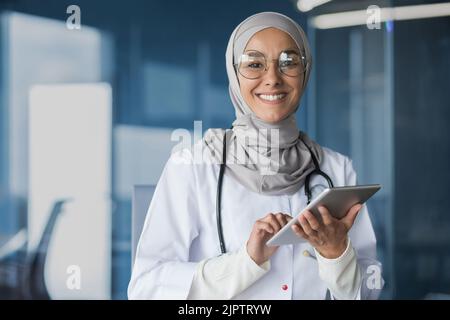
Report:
203,12,323,195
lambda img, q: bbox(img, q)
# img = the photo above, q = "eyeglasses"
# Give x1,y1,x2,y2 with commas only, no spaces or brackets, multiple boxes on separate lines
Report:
235,50,307,79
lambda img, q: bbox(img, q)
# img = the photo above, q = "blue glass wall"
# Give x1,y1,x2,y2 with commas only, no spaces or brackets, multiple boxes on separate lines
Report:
393,14,450,298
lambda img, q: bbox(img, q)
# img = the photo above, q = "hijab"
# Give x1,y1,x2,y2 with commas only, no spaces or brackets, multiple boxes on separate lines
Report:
203,12,323,195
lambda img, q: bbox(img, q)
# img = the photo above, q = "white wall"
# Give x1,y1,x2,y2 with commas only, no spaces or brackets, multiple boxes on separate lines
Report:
29,83,112,299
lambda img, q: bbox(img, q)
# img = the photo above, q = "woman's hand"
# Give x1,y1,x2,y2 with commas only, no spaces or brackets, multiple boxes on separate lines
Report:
246,213,292,265
291,204,362,259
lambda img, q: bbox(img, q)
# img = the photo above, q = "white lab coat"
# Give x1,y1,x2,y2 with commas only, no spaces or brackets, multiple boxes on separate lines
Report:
128,143,382,300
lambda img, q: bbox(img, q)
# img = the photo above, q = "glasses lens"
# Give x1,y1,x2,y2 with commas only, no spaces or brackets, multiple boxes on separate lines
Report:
238,51,266,79
279,51,305,77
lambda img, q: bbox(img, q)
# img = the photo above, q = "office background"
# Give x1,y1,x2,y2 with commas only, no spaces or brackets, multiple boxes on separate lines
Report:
0,0,449,299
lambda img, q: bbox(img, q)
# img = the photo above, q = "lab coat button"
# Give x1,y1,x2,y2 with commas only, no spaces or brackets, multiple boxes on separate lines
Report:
282,284,288,291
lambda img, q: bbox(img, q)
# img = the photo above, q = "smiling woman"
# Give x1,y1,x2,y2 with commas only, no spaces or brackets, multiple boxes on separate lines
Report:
128,11,383,300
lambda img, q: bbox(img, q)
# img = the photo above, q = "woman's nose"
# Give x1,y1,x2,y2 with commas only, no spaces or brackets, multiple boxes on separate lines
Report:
263,61,282,86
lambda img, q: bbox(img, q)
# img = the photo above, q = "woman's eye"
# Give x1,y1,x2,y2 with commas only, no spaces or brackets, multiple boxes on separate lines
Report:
280,60,298,68
247,63,264,69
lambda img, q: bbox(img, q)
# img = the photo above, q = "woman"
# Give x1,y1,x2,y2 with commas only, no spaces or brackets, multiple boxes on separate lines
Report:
128,12,383,300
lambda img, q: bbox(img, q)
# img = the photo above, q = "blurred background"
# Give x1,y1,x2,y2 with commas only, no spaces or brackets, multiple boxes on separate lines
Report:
0,0,449,300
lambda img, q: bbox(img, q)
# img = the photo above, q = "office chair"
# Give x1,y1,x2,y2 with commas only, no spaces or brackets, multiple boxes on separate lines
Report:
20,200,69,300
131,185,155,268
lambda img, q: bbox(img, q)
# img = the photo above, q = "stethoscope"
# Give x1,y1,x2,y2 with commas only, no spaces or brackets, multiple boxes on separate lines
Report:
216,130,334,254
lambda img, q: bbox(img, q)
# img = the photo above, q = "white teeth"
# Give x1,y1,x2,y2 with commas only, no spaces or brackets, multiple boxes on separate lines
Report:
259,94,286,101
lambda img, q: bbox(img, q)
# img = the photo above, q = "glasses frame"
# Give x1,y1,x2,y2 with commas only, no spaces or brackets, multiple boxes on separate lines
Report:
234,50,308,80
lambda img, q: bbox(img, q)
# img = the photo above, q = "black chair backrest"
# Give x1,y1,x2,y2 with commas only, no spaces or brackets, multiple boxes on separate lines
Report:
21,200,68,300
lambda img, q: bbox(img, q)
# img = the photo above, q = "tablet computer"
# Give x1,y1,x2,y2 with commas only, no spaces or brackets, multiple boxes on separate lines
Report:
266,184,381,246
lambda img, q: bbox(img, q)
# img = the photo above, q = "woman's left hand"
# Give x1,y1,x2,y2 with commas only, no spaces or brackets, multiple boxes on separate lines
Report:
291,204,362,259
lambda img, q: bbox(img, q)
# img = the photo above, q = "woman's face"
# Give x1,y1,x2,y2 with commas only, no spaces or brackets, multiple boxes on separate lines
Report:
238,27,304,124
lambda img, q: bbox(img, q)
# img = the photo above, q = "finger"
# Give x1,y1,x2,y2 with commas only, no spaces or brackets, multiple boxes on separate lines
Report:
298,214,316,237
317,206,334,226
342,204,362,229
264,213,282,232
303,211,322,231
274,213,290,227
255,221,274,234
291,223,308,240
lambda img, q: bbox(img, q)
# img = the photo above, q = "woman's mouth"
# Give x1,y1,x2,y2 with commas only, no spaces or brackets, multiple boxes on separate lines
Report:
256,93,287,105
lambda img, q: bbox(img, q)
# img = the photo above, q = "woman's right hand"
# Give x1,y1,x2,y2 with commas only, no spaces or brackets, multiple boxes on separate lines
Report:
246,213,292,265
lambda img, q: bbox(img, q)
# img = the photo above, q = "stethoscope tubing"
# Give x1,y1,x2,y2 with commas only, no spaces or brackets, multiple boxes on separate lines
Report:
216,130,334,254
